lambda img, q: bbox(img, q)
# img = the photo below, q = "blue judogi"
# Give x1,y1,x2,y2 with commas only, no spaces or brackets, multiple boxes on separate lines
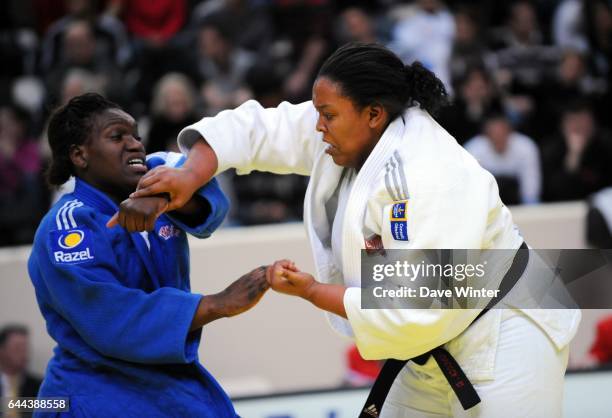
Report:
27,154,236,417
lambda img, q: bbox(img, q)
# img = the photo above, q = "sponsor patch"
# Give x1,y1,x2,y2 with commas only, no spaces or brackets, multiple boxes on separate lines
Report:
50,227,95,264
158,224,181,240
390,201,409,241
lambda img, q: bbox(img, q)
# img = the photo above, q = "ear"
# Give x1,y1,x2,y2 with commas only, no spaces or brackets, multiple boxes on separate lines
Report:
367,103,387,129
69,144,88,170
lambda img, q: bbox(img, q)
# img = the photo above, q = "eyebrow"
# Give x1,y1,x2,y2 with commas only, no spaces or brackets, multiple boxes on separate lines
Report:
314,104,329,111
102,118,137,130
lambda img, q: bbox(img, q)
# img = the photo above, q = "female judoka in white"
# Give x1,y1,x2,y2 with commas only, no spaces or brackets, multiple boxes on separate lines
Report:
128,43,581,417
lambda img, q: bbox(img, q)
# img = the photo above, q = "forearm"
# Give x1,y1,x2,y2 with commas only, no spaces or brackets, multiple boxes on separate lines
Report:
183,139,219,189
170,194,211,227
305,283,347,319
189,294,225,331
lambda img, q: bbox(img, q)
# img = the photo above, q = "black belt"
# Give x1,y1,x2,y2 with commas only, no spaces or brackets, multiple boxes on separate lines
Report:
359,243,529,418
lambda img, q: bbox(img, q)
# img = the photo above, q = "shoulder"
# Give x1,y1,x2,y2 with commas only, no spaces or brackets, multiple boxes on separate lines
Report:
35,196,102,247
511,132,538,149
463,135,488,152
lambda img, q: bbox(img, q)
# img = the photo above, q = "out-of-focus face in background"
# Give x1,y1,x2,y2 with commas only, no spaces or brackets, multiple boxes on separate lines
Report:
64,20,96,66
454,11,478,45
562,109,595,149
510,1,538,43
341,8,376,44
485,117,512,154
0,332,29,375
199,26,230,64
559,51,585,84
461,69,492,104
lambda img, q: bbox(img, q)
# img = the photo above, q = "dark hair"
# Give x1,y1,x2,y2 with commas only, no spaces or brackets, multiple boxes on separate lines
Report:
0,324,28,347
317,42,449,120
46,93,120,186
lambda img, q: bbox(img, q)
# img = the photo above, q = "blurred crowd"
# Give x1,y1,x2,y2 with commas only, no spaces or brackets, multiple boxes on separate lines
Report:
1,0,611,246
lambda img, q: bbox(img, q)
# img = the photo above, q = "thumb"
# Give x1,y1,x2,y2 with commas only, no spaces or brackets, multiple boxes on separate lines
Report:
106,212,119,228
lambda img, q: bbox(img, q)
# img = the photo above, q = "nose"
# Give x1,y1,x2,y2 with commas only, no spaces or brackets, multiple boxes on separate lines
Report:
126,135,144,152
316,115,327,133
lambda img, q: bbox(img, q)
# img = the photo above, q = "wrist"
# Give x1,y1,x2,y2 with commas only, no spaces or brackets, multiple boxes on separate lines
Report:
302,280,319,303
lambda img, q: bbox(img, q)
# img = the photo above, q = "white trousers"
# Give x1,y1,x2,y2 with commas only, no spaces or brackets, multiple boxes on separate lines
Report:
380,311,570,418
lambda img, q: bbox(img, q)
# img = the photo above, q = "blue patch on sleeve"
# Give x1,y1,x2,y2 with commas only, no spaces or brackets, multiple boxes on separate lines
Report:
49,226,95,265
390,201,409,241
391,221,409,241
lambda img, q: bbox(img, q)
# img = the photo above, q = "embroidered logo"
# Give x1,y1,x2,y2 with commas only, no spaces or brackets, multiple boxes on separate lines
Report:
363,404,379,417
158,224,180,240
50,227,94,264
364,234,385,256
390,200,409,241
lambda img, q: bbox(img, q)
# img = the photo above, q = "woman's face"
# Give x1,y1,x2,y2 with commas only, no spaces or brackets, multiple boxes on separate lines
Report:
73,108,146,203
312,77,385,169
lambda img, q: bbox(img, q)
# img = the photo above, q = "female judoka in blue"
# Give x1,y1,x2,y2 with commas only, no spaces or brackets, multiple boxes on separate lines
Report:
27,93,268,417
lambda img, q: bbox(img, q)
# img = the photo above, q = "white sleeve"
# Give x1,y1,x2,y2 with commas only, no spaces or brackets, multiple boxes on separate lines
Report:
177,100,323,176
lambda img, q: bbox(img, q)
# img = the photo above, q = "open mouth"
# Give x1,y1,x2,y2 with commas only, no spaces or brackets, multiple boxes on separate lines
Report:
324,143,338,156
127,157,147,173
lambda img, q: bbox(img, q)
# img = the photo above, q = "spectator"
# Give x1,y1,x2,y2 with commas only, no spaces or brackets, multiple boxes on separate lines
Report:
489,1,557,129
465,112,541,204
225,65,308,226
40,0,131,73
270,0,334,101
553,0,589,53
0,105,46,246
44,19,123,105
0,325,43,407
449,5,487,83
110,0,193,113
190,0,274,56
438,65,502,145
335,7,381,45
389,0,455,90
196,19,254,116
147,73,198,154
542,102,612,202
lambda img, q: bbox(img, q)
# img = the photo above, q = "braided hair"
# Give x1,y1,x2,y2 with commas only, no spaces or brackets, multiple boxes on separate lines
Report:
318,42,449,121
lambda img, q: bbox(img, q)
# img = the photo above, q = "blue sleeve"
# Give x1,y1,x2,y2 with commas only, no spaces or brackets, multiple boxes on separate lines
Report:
36,207,202,364
147,152,229,238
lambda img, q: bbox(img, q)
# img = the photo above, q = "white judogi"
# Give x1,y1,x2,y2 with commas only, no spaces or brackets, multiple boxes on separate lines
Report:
178,100,581,417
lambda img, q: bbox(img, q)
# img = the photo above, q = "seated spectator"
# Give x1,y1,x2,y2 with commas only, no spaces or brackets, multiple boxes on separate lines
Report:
40,0,131,73
44,19,123,105
388,0,455,90
0,325,42,401
465,112,541,204
438,65,502,145
449,5,488,83
488,1,558,130
533,50,600,140
335,7,381,45
542,102,612,202
270,0,334,101
196,19,254,116
0,104,46,246
190,0,273,56
147,73,198,154
225,67,308,226
109,0,194,112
